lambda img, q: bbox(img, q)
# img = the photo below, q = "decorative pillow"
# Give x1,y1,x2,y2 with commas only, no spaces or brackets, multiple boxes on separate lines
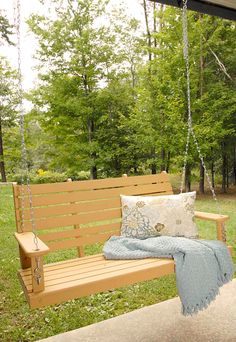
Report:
120,192,198,239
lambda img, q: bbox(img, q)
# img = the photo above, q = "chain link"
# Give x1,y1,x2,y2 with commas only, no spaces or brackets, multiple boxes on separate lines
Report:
180,0,226,240
15,0,39,250
34,257,42,285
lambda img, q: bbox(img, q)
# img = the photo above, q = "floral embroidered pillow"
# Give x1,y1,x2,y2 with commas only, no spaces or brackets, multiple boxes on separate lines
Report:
120,192,198,239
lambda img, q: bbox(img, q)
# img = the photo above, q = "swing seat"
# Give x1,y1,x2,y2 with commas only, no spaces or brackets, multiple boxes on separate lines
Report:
13,172,230,309
17,248,174,308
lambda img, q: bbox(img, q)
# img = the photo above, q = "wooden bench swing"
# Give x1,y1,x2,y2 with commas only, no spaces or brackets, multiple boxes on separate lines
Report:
13,0,231,310
13,172,230,309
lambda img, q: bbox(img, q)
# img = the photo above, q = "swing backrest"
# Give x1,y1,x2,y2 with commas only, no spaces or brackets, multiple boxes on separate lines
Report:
13,172,173,254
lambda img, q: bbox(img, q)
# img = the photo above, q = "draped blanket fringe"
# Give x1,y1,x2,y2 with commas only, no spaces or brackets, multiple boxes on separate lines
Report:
103,236,234,316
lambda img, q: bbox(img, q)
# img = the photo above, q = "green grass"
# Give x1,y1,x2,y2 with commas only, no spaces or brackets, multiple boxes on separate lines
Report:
0,184,235,342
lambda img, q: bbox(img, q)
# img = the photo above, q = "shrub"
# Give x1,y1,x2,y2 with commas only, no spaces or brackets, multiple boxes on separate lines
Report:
69,170,90,181
34,170,67,184
8,170,67,184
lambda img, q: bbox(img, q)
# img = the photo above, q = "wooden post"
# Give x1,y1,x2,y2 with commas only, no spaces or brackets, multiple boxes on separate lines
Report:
12,183,22,232
31,256,45,293
216,221,232,255
216,221,225,242
19,246,31,269
13,183,32,269
67,178,84,257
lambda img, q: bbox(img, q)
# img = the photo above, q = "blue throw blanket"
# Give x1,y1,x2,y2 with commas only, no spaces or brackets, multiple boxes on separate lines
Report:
103,236,234,316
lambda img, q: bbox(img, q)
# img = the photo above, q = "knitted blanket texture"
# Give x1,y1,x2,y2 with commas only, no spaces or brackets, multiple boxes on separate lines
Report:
103,236,234,316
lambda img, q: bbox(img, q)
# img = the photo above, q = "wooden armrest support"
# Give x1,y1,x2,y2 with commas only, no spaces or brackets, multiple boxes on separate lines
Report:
194,211,229,222
15,232,50,257
194,211,229,242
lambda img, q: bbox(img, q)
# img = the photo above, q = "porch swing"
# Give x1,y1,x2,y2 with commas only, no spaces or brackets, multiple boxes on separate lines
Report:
13,0,231,309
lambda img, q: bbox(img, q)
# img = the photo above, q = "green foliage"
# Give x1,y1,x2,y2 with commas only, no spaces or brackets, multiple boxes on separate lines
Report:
2,1,236,191
0,13,14,45
8,170,67,184
8,169,90,184
0,58,19,182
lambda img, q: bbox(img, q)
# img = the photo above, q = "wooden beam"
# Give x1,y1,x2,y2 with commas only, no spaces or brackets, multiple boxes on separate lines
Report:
149,0,236,21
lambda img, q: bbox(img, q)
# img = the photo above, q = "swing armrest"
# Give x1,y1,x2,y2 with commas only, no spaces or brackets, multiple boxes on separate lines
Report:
194,211,229,242
15,232,50,257
194,211,229,222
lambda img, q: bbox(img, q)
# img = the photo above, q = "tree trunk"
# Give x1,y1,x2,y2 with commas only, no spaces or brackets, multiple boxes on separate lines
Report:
0,117,7,182
143,0,152,64
198,14,204,194
222,142,227,193
151,147,156,174
88,118,97,179
91,165,97,180
166,151,170,173
130,62,135,89
185,163,191,192
153,2,157,49
199,14,204,98
199,162,204,194
210,147,215,188
114,158,121,176
233,141,236,186
198,13,205,194
211,160,215,189
151,164,156,174
226,156,229,188
160,147,165,171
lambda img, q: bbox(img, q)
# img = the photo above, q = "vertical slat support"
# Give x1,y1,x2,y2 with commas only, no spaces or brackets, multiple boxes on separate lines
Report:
19,246,31,269
216,221,225,242
31,256,45,293
67,178,84,257
12,183,22,233
13,183,32,269
216,221,232,255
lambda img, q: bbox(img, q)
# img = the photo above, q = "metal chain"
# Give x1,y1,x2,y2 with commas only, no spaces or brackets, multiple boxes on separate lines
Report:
34,257,42,285
16,0,39,250
180,0,226,240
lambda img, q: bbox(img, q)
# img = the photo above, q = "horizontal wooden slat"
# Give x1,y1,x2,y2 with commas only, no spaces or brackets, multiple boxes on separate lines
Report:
22,258,160,285
41,260,164,287
14,173,173,254
47,231,116,252
26,258,175,308
18,173,170,195
194,211,229,222
20,189,173,223
22,208,122,231
20,197,122,221
19,182,173,209
21,254,106,277
19,254,174,292
39,222,121,242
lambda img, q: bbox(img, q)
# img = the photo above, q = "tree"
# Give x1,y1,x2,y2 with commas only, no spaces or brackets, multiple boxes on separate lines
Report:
25,1,236,185
28,0,126,178
0,59,18,182
0,12,14,45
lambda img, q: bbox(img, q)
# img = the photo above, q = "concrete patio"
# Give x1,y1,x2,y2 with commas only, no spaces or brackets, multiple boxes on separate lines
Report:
39,279,236,342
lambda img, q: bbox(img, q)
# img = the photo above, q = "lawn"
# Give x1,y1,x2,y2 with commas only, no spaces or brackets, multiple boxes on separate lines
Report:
0,183,235,342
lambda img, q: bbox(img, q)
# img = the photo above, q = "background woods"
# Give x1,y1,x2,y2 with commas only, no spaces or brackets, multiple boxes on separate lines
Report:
0,0,236,192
